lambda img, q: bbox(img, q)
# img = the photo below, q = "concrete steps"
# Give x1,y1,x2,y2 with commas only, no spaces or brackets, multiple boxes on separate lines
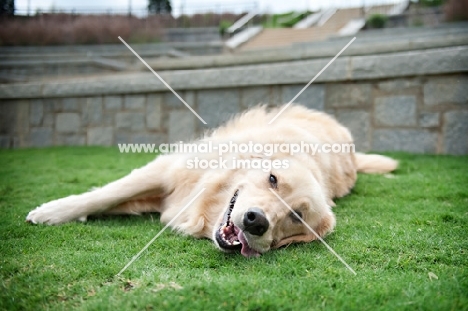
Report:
238,4,404,51
240,7,363,51
238,28,326,50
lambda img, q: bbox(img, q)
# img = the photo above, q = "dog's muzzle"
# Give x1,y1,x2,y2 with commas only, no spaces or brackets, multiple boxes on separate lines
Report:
243,207,269,236
214,190,265,257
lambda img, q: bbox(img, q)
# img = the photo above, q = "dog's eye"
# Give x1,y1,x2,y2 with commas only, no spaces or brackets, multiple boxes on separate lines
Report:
290,211,303,223
269,174,278,188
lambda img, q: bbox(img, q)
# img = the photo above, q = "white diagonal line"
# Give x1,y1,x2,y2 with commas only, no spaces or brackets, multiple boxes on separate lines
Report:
268,37,356,124
269,188,357,275
116,188,206,276
118,36,207,125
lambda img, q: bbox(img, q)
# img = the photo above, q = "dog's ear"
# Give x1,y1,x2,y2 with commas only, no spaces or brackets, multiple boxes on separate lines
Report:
271,211,336,249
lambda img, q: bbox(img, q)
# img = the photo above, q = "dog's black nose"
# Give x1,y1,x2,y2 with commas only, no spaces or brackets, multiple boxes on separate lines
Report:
243,208,269,236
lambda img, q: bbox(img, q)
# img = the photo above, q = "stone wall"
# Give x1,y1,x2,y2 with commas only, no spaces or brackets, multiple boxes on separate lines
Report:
162,27,221,43
0,46,467,154
0,59,120,82
0,41,224,82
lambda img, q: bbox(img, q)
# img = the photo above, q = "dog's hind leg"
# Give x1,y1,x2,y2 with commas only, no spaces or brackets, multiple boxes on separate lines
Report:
26,155,176,225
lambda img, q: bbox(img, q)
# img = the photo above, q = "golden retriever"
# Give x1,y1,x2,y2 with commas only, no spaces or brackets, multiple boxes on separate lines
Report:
26,105,397,257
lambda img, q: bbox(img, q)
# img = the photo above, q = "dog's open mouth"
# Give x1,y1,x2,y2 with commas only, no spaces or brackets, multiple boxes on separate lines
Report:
215,190,260,257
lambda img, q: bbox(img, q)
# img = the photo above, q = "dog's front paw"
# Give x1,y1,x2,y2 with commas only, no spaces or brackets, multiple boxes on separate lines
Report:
26,196,85,225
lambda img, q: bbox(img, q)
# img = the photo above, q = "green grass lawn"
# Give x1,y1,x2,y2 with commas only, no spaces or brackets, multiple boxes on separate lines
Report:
1,148,467,310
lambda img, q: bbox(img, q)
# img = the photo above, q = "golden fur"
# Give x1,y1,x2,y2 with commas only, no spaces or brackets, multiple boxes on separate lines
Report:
26,105,398,257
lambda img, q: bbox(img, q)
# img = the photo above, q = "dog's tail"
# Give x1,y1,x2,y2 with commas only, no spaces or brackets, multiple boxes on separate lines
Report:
355,153,398,174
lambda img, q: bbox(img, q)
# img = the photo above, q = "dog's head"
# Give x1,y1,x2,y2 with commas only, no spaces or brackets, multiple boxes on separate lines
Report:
213,157,335,257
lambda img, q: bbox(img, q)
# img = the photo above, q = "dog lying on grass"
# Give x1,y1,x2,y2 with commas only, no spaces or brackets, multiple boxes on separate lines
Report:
27,105,397,257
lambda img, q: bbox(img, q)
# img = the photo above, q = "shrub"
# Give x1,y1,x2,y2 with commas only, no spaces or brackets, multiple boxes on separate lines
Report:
219,20,233,36
0,12,244,45
262,11,311,28
0,14,164,45
420,0,444,7
367,14,388,28
279,11,311,28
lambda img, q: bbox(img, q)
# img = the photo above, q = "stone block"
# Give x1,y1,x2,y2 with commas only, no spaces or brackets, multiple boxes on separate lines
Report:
147,94,162,106
0,135,11,148
56,113,81,133
43,98,60,113
56,134,85,146
419,112,440,128
336,110,370,151
132,132,166,145
124,95,146,110
104,96,123,111
282,84,325,111
146,100,162,130
442,110,468,155
326,83,372,108
12,136,20,148
424,77,468,106
115,131,131,144
43,113,54,127
185,91,195,108
198,89,240,127
30,127,53,147
52,100,62,112
242,86,270,108
374,95,417,126
270,86,282,106
16,99,30,139
62,98,83,111
168,110,197,143
29,99,44,126
82,97,104,126
163,91,191,108
115,112,145,131
87,127,113,146
372,129,437,153
0,101,16,134
378,78,420,92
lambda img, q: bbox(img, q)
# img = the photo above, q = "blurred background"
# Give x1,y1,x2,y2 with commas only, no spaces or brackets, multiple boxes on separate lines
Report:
1,0,465,45
0,0,467,154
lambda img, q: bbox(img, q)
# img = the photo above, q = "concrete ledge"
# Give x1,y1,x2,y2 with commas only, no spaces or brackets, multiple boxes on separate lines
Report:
327,24,468,45
163,27,220,43
0,57,127,71
252,23,468,52
144,34,468,70
0,41,224,61
1,46,466,99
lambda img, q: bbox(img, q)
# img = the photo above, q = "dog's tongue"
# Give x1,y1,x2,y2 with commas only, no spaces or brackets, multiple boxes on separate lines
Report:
238,231,261,258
